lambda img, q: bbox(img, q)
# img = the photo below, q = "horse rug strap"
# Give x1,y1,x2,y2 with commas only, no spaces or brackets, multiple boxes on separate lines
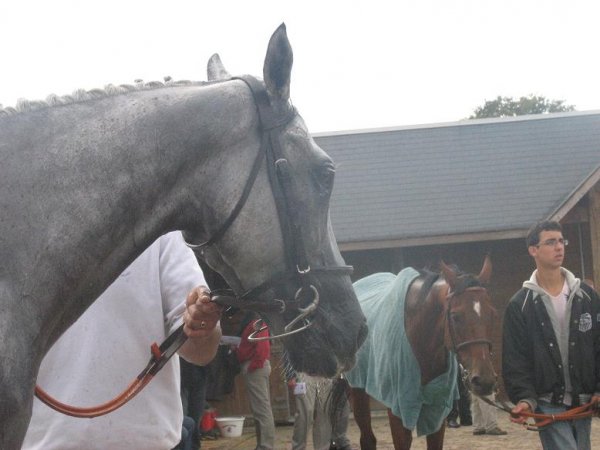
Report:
345,268,459,437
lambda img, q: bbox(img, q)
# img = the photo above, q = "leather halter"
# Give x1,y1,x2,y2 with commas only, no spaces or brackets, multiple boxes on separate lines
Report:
446,286,493,353
33,76,354,418
183,75,353,340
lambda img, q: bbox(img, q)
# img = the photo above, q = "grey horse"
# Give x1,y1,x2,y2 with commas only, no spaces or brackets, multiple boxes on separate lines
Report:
0,24,367,448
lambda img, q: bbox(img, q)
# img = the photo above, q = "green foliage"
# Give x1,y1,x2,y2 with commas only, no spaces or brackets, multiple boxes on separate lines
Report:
469,95,575,119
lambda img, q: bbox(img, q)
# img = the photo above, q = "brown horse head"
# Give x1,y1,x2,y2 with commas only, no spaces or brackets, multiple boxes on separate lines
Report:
440,255,497,396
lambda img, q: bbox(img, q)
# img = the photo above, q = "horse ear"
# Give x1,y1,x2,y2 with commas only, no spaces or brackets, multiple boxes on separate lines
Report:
207,54,231,81
263,23,293,102
440,260,457,290
477,254,492,284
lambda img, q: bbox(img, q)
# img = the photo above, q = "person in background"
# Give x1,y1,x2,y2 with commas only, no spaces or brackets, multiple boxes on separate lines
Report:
288,373,352,450
180,358,209,449
23,232,222,450
236,313,276,450
446,372,472,428
503,220,600,450
470,393,507,436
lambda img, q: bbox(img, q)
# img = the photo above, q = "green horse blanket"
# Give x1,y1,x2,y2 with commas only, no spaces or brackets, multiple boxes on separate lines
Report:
345,268,459,436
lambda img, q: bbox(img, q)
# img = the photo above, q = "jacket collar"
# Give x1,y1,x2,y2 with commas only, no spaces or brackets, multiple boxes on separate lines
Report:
523,267,581,300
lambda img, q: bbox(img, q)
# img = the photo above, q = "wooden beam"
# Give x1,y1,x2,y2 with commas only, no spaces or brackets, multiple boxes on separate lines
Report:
589,182,600,288
551,166,600,222
339,229,527,252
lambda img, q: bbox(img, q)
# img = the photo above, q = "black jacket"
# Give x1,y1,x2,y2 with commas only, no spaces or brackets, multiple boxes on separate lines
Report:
502,275,600,408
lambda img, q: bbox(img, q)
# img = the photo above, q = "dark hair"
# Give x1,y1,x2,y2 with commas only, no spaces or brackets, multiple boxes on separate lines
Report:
526,220,562,247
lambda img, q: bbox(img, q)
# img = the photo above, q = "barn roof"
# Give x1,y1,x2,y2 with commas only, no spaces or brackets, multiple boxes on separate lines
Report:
314,110,600,250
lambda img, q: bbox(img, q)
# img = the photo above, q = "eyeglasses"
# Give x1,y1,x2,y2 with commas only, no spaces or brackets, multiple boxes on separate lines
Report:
536,238,568,248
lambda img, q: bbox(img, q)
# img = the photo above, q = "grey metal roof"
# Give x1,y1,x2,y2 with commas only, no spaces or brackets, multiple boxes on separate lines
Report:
314,111,600,247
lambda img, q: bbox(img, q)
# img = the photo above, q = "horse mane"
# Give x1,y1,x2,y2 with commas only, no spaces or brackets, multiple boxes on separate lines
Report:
416,269,440,304
0,77,207,118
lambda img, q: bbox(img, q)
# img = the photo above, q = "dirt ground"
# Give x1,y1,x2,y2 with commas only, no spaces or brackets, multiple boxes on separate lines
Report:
201,412,600,450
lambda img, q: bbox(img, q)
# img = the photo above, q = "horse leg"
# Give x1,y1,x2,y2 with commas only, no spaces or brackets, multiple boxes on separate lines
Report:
350,388,376,450
387,409,413,450
425,423,446,450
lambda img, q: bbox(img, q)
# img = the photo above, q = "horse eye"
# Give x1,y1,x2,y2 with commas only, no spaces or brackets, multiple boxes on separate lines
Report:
313,164,335,198
450,312,463,323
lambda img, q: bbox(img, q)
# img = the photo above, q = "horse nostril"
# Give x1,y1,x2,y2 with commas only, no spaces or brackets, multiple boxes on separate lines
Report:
470,376,481,388
470,375,496,395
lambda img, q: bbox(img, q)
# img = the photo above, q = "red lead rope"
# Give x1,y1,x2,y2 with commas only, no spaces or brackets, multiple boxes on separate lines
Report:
34,324,188,418
515,402,598,431
477,395,598,431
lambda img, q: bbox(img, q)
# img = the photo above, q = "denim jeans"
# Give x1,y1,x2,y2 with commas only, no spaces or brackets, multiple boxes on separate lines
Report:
172,416,197,450
537,401,591,450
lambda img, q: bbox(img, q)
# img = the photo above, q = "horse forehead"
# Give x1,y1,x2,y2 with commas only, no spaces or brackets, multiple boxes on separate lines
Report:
282,119,330,162
452,288,489,310
473,300,481,317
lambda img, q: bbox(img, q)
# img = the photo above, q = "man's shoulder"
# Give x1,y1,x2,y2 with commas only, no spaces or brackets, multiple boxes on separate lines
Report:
508,286,530,304
579,282,600,302
505,287,536,316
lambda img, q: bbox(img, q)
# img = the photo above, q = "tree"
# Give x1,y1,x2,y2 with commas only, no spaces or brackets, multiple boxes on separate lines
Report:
469,95,575,119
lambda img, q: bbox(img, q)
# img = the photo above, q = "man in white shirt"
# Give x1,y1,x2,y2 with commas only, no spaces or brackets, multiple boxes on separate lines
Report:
23,232,222,450
503,220,600,450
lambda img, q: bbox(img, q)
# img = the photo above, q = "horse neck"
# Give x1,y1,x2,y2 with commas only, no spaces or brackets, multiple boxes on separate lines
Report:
0,82,258,355
405,279,450,385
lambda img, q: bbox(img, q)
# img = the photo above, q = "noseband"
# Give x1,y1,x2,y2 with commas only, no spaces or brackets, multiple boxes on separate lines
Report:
183,75,352,340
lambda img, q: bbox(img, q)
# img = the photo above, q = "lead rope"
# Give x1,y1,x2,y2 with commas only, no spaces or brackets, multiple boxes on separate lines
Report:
473,393,598,432
34,323,188,418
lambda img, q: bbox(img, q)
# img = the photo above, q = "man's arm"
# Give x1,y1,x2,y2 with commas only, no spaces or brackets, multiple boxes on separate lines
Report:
588,284,600,401
179,286,223,365
502,293,538,414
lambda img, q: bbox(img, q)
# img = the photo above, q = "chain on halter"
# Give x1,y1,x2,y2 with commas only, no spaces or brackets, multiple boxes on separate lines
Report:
183,75,353,341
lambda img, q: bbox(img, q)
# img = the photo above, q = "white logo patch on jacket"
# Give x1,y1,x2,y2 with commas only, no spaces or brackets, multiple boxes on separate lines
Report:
579,313,592,332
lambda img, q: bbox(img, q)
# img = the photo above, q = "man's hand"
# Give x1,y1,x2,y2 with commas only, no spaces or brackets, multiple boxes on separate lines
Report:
510,401,532,424
591,394,600,416
183,286,222,339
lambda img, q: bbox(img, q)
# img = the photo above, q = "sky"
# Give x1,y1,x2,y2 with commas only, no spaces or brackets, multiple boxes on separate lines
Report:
1,0,599,133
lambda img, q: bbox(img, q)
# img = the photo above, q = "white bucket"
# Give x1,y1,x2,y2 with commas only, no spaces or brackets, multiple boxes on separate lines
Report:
215,416,245,438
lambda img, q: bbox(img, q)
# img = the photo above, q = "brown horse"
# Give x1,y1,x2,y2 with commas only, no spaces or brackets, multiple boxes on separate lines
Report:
345,256,497,450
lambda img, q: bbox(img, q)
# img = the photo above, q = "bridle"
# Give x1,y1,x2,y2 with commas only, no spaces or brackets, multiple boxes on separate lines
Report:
446,286,495,400
34,75,354,418
446,286,493,354
183,75,353,341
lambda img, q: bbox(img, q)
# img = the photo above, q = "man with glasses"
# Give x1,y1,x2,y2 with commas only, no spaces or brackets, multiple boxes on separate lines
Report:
502,220,600,449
